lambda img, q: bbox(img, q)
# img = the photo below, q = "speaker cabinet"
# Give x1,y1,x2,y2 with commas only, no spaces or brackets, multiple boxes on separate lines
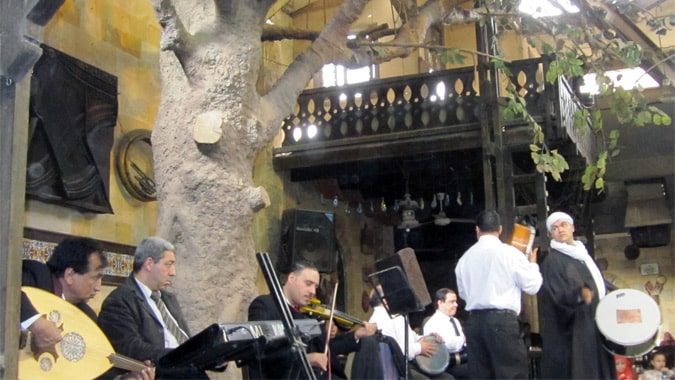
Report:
630,224,671,248
281,209,336,273
375,247,432,308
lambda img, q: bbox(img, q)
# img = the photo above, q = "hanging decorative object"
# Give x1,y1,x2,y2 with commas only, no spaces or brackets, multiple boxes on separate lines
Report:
397,172,421,229
380,198,387,212
356,203,363,214
333,196,339,207
345,204,351,214
419,197,425,210
433,193,451,226
393,199,400,212
398,193,420,229
430,195,438,209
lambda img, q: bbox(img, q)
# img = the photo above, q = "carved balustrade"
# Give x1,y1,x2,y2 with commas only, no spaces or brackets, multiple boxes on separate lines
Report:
274,57,596,169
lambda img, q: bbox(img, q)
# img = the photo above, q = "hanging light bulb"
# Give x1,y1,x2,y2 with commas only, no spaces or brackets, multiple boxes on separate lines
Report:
444,193,451,207
393,200,400,212
357,203,363,214
380,198,387,212
419,197,425,210
345,204,351,214
333,196,339,207
456,191,462,206
430,195,437,209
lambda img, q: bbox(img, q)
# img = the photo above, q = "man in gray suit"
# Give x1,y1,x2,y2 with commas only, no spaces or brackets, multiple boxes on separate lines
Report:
98,236,206,379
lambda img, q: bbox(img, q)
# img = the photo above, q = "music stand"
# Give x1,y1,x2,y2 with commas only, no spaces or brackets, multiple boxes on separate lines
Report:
368,266,424,380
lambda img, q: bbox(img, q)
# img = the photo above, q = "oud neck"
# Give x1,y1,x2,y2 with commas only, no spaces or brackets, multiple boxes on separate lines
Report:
108,353,149,373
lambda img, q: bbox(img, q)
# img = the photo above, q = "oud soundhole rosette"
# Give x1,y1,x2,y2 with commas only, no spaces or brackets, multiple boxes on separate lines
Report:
39,356,53,371
60,332,86,362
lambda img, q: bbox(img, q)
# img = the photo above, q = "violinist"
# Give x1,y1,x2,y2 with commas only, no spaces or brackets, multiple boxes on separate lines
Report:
247,260,377,379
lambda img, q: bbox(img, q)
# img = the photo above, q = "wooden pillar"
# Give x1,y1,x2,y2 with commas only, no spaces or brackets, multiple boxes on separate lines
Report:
0,74,30,380
0,0,64,375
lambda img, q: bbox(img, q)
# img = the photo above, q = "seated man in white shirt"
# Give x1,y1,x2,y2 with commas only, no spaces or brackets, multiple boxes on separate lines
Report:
368,288,452,379
423,288,469,379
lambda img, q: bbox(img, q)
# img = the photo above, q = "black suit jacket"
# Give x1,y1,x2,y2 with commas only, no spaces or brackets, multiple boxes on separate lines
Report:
247,294,359,379
21,260,97,322
97,276,191,363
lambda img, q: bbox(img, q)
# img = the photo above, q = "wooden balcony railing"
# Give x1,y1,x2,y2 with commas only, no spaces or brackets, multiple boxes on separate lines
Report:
273,57,597,170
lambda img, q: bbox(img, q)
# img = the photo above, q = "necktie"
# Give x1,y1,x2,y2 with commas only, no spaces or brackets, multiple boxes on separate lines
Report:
151,291,188,344
450,317,460,336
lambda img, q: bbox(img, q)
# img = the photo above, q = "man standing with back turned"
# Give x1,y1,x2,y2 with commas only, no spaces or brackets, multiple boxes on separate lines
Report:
455,210,542,379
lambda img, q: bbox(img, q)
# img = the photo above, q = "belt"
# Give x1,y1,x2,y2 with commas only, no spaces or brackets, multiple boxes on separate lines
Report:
469,308,517,317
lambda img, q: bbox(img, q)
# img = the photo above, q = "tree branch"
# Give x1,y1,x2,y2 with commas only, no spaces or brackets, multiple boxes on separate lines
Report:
390,0,420,23
262,24,320,41
346,2,482,66
152,0,195,72
350,41,512,63
260,0,370,136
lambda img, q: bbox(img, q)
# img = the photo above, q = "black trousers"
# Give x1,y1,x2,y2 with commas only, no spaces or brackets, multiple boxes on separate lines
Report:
464,309,528,380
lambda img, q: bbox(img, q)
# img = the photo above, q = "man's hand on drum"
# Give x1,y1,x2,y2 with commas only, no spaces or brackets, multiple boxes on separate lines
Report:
420,335,441,357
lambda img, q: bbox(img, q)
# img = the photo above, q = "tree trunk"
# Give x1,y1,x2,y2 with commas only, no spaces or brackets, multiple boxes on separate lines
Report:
151,2,269,338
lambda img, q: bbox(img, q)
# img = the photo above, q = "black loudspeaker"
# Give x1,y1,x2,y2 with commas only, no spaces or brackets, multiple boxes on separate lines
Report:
375,247,432,308
630,224,671,248
281,209,336,273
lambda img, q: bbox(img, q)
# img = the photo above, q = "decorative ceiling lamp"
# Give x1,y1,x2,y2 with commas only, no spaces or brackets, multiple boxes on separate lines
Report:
433,192,451,226
398,193,420,229
397,173,420,229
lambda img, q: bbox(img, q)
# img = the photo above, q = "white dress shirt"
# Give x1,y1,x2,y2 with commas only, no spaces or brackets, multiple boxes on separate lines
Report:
423,310,465,353
455,235,542,314
369,305,422,360
135,278,184,348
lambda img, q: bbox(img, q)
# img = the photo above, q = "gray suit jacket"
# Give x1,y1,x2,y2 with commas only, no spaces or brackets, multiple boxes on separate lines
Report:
98,276,191,363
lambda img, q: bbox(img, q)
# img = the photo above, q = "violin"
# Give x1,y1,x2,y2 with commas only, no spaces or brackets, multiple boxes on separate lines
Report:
299,297,366,331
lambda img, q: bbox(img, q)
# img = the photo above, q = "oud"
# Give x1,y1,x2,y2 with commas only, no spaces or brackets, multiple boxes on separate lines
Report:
20,286,149,379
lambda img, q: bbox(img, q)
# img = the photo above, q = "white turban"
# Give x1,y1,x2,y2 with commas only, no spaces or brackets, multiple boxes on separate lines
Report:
546,211,574,232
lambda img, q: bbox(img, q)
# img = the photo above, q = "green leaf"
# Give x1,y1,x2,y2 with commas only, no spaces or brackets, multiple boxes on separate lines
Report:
595,177,604,190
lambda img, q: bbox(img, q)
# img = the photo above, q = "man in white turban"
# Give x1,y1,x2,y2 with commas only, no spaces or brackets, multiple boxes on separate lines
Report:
539,211,616,379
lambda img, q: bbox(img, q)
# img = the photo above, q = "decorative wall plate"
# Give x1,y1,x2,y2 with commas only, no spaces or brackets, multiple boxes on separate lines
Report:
115,129,156,202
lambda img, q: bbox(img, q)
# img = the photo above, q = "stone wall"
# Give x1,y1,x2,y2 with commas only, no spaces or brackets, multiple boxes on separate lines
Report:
25,0,160,246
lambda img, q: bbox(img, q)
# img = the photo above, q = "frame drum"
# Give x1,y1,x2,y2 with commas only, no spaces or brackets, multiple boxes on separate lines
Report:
415,336,449,375
595,289,660,357
509,224,536,254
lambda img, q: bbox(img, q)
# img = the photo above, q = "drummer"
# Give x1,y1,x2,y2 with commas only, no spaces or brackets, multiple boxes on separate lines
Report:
368,288,453,379
539,211,616,379
423,288,469,379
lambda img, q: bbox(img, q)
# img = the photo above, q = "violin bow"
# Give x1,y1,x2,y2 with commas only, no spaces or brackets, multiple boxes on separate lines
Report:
324,281,339,355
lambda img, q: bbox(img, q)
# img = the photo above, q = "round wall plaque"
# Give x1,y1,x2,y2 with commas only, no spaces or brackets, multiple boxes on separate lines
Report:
115,129,156,202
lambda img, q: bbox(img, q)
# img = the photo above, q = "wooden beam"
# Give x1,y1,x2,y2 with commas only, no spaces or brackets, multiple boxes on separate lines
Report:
581,0,675,84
